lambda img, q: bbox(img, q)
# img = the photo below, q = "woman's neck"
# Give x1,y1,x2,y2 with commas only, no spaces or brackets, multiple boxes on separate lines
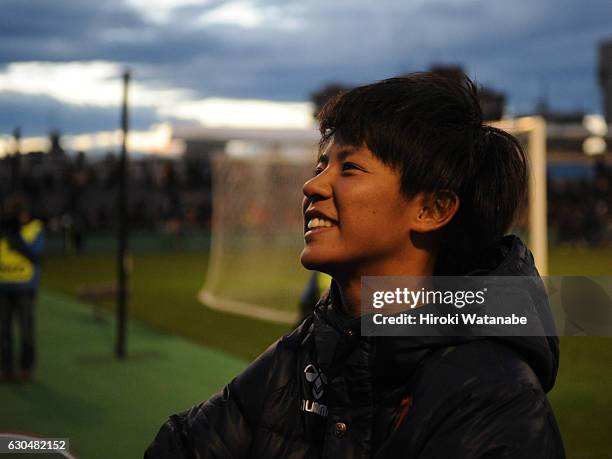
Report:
333,253,435,317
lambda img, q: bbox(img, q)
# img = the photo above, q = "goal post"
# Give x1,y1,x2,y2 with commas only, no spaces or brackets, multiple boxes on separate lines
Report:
491,116,548,275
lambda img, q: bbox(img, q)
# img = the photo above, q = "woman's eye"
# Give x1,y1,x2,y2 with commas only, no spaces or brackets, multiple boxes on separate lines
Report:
313,167,324,176
342,162,359,172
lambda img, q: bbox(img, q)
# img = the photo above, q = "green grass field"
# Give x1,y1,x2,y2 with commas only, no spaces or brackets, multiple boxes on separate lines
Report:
39,250,289,361
1,245,611,458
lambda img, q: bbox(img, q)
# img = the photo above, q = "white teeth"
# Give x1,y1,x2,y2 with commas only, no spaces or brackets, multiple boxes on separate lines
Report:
307,217,335,229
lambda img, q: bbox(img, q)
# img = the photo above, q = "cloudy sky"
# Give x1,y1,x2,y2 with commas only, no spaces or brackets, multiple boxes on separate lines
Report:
0,0,610,138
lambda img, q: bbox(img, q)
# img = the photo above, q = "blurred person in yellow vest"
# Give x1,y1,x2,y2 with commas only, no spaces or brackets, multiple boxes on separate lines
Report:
0,195,45,383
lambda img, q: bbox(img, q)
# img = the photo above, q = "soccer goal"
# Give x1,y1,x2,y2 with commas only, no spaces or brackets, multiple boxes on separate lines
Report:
198,116,548,324
197,146,317,325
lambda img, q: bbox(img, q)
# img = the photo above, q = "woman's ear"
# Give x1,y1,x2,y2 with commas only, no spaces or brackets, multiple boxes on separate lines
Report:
413,191,459,232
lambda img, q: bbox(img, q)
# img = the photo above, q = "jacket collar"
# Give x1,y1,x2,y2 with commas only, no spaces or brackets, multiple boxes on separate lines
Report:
312,281,471,389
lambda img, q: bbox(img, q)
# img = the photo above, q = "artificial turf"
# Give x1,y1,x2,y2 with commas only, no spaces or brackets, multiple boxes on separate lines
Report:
0,290,247,458
39,250,289,361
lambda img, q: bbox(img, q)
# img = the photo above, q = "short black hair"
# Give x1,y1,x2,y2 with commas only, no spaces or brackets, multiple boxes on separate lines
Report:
317,72,528,274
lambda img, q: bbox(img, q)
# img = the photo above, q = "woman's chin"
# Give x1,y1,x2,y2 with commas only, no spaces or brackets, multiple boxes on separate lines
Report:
300,252,319,270
300,249,331,271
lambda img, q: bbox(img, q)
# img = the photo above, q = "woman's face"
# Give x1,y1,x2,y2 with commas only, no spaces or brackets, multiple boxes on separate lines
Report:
300,137,423,276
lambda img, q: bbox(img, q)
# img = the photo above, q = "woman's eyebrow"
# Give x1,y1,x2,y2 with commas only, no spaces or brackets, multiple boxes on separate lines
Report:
316,146,359,164
337,148,358,162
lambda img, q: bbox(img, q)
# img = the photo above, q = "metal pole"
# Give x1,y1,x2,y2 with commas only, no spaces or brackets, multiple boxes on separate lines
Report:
10,127,21,193
116,70,130,359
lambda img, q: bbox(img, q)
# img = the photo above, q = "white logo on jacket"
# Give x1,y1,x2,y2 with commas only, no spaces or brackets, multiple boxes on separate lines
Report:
304,364,327,399
301,363,328,417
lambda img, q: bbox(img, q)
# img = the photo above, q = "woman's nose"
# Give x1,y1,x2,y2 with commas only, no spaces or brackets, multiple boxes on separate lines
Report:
302,170,332,200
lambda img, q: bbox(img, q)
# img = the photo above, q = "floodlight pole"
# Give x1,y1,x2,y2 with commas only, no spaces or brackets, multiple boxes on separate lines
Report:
10,127,21,193
116,70,130,359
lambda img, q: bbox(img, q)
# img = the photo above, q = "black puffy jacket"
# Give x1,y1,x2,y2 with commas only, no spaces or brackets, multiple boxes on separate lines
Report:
146,236,565,458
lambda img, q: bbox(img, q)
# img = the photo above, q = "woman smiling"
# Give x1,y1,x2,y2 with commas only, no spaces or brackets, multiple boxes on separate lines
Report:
146,72,565,459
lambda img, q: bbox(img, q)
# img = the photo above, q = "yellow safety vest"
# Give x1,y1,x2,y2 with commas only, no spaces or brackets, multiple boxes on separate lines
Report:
316,272,332,294
0,219,43,283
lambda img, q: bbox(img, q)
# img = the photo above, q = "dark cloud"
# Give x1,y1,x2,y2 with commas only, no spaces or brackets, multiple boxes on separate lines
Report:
0,0,611,134
0,0,143,61
0,92,159,136
140,0,611,113
0,0,231,64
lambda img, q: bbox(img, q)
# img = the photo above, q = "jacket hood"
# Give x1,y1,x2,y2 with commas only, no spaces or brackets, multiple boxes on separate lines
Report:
313,234,560,393
484,235,560,393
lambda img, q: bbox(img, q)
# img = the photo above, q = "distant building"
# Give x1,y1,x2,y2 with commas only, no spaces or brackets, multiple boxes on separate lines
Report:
599,39,612,122
526,100,588,154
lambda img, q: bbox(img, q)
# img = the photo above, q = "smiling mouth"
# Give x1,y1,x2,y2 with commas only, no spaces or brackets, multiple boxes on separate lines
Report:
305,217,337,235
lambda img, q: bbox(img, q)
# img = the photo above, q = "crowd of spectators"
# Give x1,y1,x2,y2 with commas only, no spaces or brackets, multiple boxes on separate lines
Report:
0,148,213,251
547,160,611,246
